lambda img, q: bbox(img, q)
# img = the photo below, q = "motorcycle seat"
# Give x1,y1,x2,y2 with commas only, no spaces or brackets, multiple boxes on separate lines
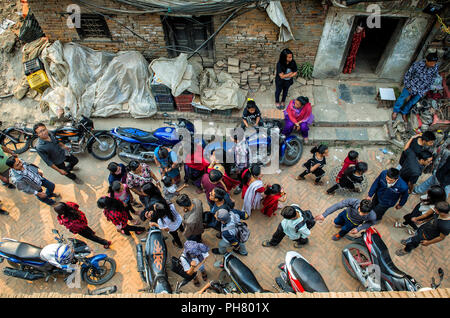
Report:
371,234,407,279
116,127,159,143
226,254,264,293
0,241,43,262
290,257,329,292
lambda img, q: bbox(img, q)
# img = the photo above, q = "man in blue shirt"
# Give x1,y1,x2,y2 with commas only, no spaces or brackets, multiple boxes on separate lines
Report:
367,168,409,222
154,146,180,184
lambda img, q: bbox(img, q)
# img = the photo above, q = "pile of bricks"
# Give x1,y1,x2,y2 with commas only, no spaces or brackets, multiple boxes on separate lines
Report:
214,57,275,91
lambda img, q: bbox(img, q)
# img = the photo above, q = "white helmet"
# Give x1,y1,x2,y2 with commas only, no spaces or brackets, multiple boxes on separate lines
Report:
55,243,74,265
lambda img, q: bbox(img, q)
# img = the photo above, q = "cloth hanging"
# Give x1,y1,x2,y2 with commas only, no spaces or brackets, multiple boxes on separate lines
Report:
343,26,366,74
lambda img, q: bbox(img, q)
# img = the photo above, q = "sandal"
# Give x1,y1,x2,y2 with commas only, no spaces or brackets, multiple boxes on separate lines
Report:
201,272,208,281
394,221,406,228
262,240,275,247
406,227,415,235
295,175,305,181
314,181,323,186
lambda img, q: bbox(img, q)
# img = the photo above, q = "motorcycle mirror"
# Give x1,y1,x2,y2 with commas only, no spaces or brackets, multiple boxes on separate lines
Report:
52,229,59,234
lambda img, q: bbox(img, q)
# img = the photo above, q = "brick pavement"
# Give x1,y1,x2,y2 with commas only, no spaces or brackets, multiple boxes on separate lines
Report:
0,145,448,295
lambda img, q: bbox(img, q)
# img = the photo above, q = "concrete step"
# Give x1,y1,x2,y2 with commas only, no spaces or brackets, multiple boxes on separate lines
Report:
307,126,391,146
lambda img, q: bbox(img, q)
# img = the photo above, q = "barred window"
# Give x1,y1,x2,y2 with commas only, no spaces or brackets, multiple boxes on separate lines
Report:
75,14,111,39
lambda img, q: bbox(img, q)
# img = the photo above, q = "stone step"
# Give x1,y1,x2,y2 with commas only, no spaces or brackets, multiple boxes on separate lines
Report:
307,126,390,146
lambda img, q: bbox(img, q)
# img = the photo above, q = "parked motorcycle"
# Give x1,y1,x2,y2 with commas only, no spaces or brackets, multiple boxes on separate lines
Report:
342,227,444,291
111,116,196,164
136,226,172,293
0,229,116,285
275,251,329,293
0,121,35,154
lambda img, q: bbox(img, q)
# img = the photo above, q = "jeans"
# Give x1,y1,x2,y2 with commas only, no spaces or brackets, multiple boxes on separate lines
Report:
218,238,247,255
35,178,56,206
413,174,450,198
393,88,421,115
275,79,292,103
334,210,358,237
267,223,309,246
404,229,426,252
371,194,392,221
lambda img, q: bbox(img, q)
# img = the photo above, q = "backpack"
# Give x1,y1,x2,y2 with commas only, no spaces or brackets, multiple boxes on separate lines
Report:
224,212,250,243
292,204,316,230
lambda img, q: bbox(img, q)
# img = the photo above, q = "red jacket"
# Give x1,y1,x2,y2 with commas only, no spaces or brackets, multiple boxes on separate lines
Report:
57,202,88,234
336,157,358,183
103,208,128,229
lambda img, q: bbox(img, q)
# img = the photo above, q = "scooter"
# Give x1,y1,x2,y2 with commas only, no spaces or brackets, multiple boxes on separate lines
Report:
275,251,329,293
0,229,116,285
111,116,196,164
342,227,444,291
136,226,172,293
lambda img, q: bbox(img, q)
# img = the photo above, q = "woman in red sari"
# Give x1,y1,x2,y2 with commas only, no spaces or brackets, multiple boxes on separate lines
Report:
262,184,287,217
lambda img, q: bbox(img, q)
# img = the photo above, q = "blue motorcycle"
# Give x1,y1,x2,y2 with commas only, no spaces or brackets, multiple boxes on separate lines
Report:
111,116,196,164
0,229,116,285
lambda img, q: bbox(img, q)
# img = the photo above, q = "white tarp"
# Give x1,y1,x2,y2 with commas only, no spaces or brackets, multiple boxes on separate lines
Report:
198,69,246,110
41,41,157,119
149,53,202,96
265,1,295,42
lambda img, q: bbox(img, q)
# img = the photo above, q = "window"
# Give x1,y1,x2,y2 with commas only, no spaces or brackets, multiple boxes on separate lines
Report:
75,14,111,40
161,16,214,58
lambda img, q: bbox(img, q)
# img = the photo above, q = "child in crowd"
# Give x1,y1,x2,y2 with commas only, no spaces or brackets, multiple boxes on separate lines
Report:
262,184,287,217
162,175,188,202
296,144,329,185
336,150,359,184
327,162,368,195
109,180,140,225
241,99,263,129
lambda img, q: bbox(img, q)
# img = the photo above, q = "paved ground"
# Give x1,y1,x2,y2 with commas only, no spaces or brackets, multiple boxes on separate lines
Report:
0,137,448,295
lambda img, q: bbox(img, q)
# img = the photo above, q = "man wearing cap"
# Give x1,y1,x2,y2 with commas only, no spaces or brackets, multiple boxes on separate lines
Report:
211,209,248,256
392,53,439,123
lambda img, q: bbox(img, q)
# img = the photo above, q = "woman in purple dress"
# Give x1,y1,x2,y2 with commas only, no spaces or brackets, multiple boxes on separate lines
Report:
282,96,314,143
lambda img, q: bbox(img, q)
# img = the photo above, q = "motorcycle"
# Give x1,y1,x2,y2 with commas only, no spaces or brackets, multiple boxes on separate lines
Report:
111,116,197,164
0,229,116,285
136,226,172,293
180,252,269,294
275,251,329,293
0,121,35,154
342,227,444,291
206,119,303,169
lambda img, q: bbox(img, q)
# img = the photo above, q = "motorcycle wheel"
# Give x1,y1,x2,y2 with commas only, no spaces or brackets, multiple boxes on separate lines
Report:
82,257,116,285
117,141,134,164
89,133,117,160
281,136,303,166
342,243,372,280
218,270,236,294
0,128,32,154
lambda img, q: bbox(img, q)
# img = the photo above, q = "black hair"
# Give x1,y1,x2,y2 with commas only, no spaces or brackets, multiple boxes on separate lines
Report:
111,180,122,192
426,52,438,62
310,144,328,155
278,48,294,70
209,169,223,183
176,194,191,207
417,150,433,161
386,168,400,179
359,199,373,213
424,185,446,205
128,160,140,171
296,96,309,105
97,196,125,212
264,184,282,195
162,175,172,188
348,150,359,161
250,164,261,177
107,162,119,174
246,100,257,109
435,201,449,214
213,187,227,201
281,206,297,219
153,202,175,222
158,147,169,159
355,162,368,174
421,131,436,142
5,156,16,168
53,202,80,220
142,182,163,198
33,122,46,133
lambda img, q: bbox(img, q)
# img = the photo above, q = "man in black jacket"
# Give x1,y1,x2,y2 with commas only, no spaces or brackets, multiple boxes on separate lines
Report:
399,149,433,193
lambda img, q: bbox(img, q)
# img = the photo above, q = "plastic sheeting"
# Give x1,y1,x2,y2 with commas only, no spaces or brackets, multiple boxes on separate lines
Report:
149,53,202,96
41,41,157,119
265,1,295,42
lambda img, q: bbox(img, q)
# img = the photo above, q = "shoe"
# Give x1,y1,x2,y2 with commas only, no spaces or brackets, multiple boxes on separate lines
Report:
400,239,408,246
332,234,341,241
0,209,9,216
50,193,62,199
233,186,242,195
314,181,324,186
3,183,15,189
334,224,342,228
234,248,248,256
212,248,224,255
395,248,410,256
69,166,79,171
262,240,275,247
293,242,304,248
295,175,305,180
104,241,112,249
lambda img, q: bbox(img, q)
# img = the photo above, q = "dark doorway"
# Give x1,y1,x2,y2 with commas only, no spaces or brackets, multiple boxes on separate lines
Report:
161,16,214,58
344,16,405,75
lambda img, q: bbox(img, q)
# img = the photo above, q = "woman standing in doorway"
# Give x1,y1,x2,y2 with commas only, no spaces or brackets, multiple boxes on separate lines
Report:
275,48,298,110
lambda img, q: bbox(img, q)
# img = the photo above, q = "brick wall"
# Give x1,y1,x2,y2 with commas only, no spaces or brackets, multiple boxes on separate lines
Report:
27,0,326,65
